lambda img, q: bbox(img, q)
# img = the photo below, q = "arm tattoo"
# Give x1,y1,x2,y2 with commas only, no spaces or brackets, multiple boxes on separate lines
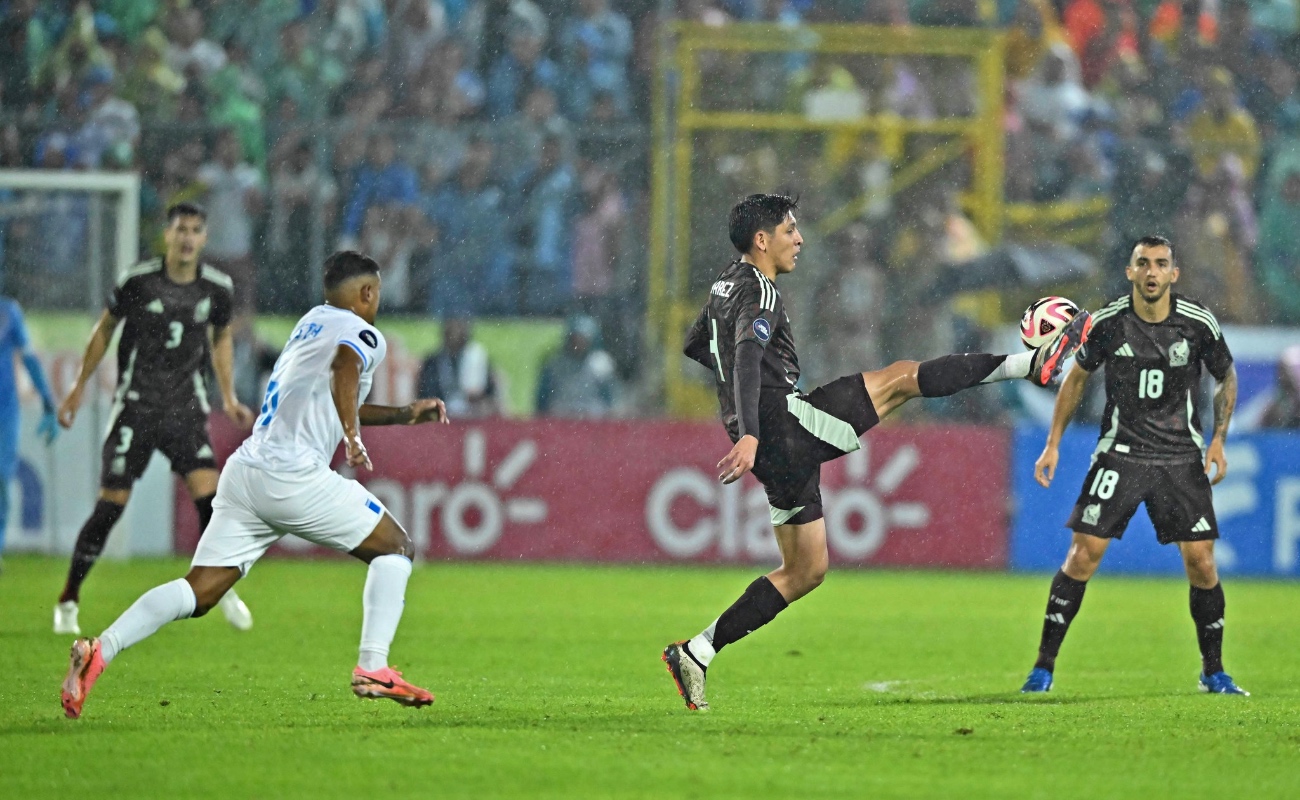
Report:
1213,366,1237,440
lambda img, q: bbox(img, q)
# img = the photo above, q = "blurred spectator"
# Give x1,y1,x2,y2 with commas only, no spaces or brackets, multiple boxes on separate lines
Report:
74,66,139,169
486,26,562,121
390,0,448,78
340,133,419,243
1187,68,1261,179
417,317,501,417
511,134,577,314
198,129,264,311
571,164,626,315
1017,45,1090,138
1174,155,1259,321
560,0,633,119
267,19,346,120
495,86,572,181
268,140,338,311
0,0,46,112
423,136,511,315
307,0,381,65
1260,346,1300,429
118,27,185,120
1258,168,1300,324
535,315,620,417
400,38,484,122
360,205,424,311
165,6,227,80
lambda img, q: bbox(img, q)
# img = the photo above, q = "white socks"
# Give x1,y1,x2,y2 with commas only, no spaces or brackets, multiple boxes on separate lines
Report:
981,351,1034,384
358,554,412,672
100,578,197,664
687,621,719,668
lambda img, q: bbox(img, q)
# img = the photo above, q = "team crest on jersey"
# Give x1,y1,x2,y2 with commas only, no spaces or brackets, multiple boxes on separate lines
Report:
753,318,771,342
359,329,379,348
1168,339,1189,367
194,297,211,323
1082,504,1101,526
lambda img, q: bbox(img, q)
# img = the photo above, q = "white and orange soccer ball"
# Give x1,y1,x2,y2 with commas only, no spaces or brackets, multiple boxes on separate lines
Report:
1020,296,1080,349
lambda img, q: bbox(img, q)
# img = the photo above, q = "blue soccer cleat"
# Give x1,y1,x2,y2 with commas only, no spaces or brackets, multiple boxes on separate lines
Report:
1199,671,1249,696
1021,667,1054,693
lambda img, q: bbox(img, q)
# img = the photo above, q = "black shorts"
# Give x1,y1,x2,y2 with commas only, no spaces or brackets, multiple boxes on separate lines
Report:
751,374,879,526
1066,451,1218,544
101,402,217,490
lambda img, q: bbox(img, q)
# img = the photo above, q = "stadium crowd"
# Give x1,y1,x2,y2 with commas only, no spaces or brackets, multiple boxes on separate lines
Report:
0,0,1299,419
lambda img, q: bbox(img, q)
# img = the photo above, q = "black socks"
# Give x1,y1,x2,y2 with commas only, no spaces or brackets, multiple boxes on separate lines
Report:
60,499,126,603
917,354,1008,397
1033,569,1088,672
1190,583,1226,676
711,576,790,654
195,494,215,532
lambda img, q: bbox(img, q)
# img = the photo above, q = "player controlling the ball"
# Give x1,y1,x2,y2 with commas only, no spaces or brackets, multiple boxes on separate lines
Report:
662,193,1094,710
61,251,448,719
1020,235,1247,695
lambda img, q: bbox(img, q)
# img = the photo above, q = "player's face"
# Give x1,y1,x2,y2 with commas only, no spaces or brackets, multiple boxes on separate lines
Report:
164,215,207,265
1126,244,1178,303
763,213,802,274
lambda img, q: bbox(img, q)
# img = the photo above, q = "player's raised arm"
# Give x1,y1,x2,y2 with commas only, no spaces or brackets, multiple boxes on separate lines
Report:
1035,364,1092,488
330,343,372,470
210,324,255,428
1205,364,1237,485
58,310,121,429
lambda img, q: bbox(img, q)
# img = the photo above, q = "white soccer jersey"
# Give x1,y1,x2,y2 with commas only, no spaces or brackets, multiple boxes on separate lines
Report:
231,304,387,472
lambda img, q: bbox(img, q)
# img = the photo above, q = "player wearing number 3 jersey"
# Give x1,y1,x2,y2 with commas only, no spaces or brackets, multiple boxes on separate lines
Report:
1021,235,1248,696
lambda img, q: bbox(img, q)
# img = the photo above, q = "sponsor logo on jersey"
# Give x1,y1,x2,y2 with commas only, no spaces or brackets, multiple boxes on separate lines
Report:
753,318,771,342
194,297,211,323
146,299,165,314
359,329,379,348
1082,503,1101,525
1168,339,1189,367
711,280,735,298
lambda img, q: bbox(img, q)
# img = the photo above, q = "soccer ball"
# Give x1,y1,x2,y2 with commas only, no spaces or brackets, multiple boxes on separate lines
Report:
1020,296,1080,350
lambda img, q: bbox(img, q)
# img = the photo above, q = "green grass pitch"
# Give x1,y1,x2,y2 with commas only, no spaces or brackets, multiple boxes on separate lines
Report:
2,556,1298,798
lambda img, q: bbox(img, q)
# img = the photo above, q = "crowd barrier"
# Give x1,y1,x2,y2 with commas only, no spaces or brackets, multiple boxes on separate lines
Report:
175,418,1010,569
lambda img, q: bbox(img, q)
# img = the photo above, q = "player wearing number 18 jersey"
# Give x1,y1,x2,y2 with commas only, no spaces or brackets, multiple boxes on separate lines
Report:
1022,235,1247,695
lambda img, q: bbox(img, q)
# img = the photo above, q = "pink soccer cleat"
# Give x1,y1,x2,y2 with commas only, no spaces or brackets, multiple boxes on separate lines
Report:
61,637,105,719
351,666,434,708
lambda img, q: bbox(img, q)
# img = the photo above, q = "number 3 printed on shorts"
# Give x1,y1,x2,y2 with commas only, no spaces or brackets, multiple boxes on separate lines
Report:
165,320,184,349
1089,468,1119,500
115,426,133,454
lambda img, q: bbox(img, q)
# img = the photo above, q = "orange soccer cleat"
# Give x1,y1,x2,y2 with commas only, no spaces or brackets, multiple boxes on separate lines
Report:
350,666,434,708
61,637,106,719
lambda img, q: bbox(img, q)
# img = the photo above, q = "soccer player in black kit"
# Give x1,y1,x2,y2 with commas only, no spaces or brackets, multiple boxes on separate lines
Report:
53,203,256,636
661,194,1094,710
1021,235,1246,695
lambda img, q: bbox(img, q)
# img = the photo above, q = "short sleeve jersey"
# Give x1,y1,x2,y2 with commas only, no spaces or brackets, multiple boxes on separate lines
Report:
108,259,234,410
0,297,32,415
1074,293,1233,463
231,304,388,473
685,259,800,439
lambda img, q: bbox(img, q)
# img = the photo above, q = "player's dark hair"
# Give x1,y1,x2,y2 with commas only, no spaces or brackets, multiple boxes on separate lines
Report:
1133,234,1174,260
323,250,381,291
728,194,799,254
166,202,206,224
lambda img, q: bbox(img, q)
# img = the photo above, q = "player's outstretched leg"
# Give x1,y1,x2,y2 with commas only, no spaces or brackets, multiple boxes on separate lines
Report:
1180,541,1248,695
347,514,433,708
1022,533,1107,693
192,493,254,631
55,496,128,635
61,565,240,718
664,517,825,710
863,311,1094,422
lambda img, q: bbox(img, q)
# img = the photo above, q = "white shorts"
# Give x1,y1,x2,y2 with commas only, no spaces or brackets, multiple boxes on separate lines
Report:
191,459,388,575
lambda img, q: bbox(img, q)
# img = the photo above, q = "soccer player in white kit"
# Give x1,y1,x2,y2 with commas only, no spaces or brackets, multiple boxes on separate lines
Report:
60,251,448,718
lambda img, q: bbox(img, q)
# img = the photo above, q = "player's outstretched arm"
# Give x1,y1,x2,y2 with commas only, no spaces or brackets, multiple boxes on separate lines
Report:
1035,364,1092,488
57,310,120,429
210,324,255,428
330,344,372,470
1204,364,1237,485
359,398,449,426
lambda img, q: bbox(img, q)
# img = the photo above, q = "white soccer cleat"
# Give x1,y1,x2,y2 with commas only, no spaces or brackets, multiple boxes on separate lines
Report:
218,590,254,631
54,600,81,635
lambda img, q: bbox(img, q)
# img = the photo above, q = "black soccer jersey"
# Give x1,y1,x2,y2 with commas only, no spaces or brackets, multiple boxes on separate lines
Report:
107,258,234,410
1074,292,1233,464
684,259,801,439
